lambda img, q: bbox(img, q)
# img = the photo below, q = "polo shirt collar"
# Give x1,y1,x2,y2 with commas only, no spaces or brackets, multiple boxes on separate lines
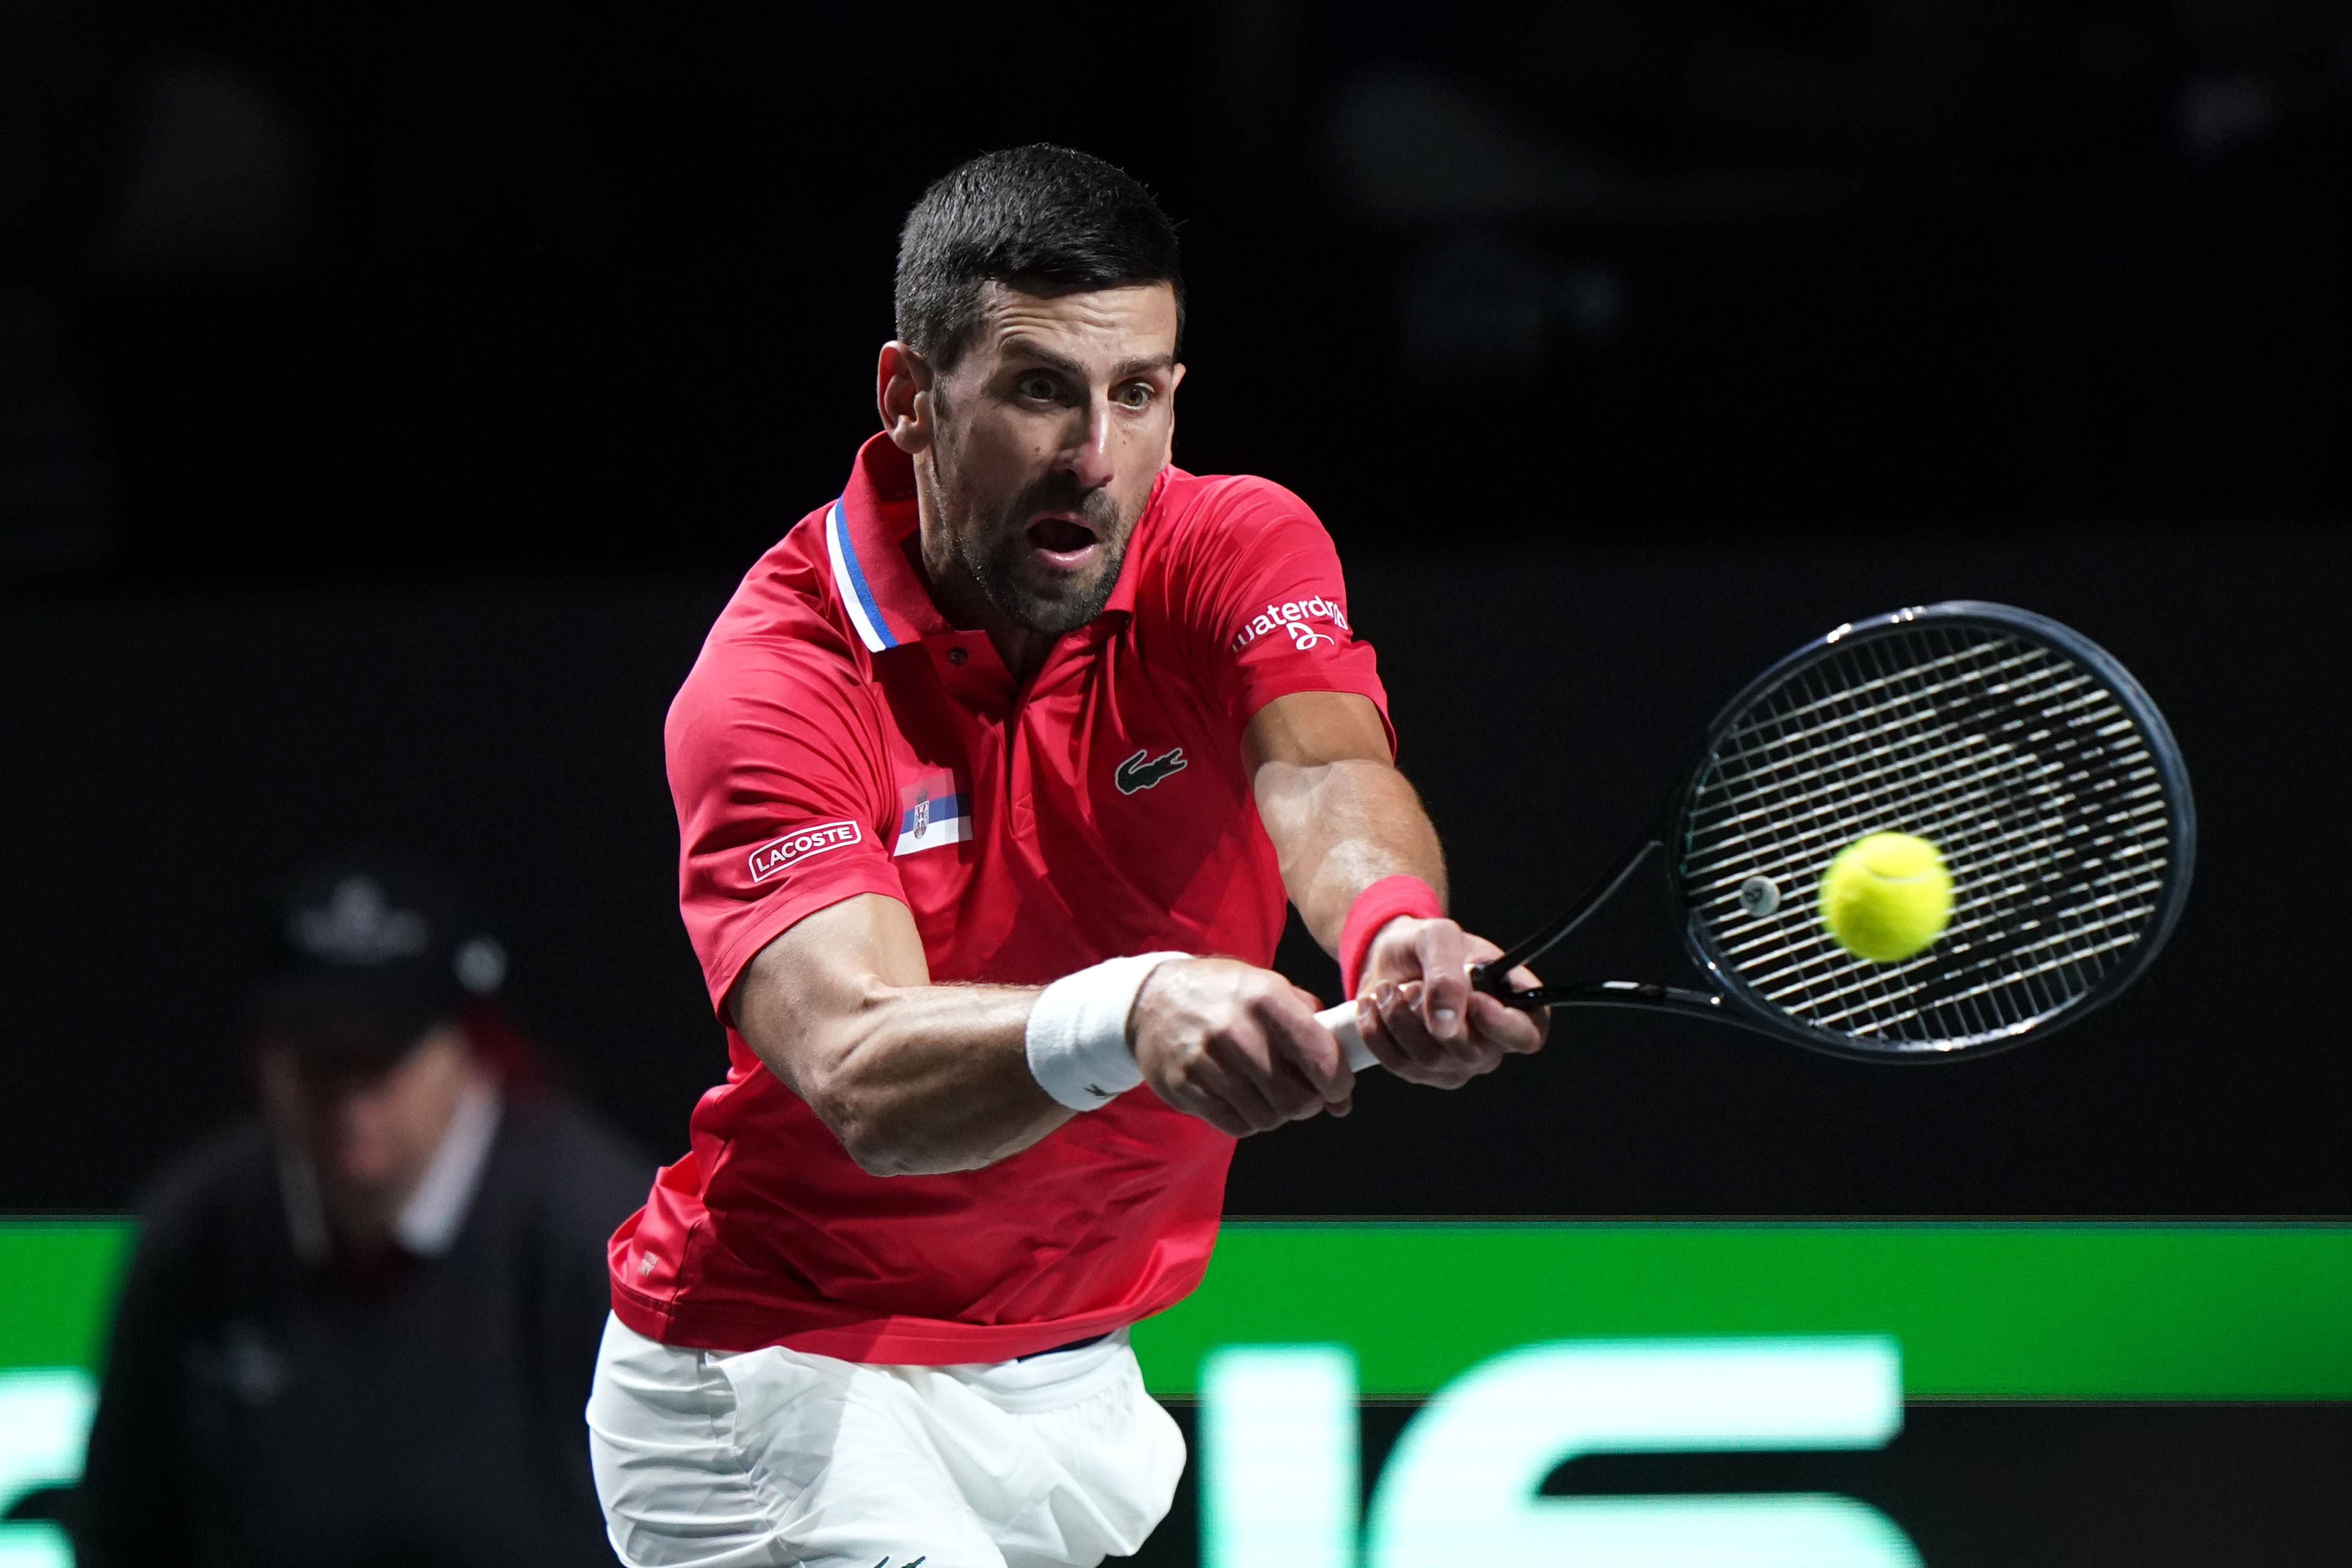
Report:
826,434,1161,653
827,435,950,652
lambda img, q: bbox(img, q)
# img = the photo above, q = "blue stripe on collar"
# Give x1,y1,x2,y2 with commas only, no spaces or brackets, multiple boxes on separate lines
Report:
825,499,898,651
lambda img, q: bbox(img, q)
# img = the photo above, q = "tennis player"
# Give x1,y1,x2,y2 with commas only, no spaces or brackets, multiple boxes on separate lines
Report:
587,145,1545,1568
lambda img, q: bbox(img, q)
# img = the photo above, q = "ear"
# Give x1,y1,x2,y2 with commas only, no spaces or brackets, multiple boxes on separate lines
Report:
878,341,934,454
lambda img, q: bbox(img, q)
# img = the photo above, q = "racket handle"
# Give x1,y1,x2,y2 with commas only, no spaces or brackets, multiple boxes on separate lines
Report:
1315,1000,1382,1072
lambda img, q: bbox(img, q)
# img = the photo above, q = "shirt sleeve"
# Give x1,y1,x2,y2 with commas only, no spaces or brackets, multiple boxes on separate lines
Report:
1165,476,1393,749
664,634,906,1015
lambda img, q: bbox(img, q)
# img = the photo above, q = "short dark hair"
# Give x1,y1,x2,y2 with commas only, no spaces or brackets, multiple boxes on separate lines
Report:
894,145,1183,371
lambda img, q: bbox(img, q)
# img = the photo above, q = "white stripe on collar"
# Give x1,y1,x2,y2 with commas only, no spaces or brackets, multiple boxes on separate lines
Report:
824,500,896,653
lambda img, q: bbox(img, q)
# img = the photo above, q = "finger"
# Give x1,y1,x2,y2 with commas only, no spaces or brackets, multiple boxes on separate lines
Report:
1458,949,1552,1011
1414,924,1475,1043
1467,992,1546,1055
1354,990,1457,1081
1376,981,1460,1071
1350,992,1416,1074
1264,992,1354,1103
1355,1017,1463,1089
1504,965,1550,1046
1205,1065,1287,1134
1410,977,1494,1067
1255,1033,1335,1120
1206,1032,1316,1129
1165,1081,1253,1139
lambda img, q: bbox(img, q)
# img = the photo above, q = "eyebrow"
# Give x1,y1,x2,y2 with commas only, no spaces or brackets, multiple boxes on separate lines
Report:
999,341,1176,382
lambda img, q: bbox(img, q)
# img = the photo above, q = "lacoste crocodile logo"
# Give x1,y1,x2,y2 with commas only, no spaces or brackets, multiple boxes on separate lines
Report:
1115,746,1187,795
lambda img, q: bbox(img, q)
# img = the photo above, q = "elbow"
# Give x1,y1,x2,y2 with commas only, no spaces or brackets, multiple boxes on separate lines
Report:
807,1085,966,1178
806,1084,906,1175
841,1130,976,1180
758,1018,933,1177
836,1118,923,1178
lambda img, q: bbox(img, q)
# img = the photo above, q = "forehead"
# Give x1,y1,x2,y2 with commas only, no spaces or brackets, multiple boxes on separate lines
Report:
968,281,1179,371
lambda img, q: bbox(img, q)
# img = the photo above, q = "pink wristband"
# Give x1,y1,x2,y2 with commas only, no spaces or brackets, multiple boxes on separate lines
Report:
1338,875,1444,999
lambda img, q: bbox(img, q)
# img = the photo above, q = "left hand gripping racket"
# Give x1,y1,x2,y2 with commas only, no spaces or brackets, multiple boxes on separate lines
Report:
1318,601,2195,1066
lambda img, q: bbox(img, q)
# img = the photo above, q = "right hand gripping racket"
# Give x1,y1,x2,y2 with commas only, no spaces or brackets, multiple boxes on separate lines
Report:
1316,601,2194,1066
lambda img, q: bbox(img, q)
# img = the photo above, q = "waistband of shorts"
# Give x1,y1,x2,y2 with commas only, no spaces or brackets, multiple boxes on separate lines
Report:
1017,1331,1112,1361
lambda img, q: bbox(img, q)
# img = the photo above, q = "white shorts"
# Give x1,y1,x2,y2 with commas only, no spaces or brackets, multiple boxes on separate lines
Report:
585,1314,1184,1568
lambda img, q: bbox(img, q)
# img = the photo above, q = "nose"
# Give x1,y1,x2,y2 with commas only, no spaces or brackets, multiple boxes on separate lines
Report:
1061,397,1117,493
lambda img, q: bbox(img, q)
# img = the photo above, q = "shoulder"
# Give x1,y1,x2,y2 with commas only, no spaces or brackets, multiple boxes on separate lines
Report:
685,505,860,679
126,1119,277,1266
1148,471,1332,559
134,1119,274,1225
1132,469,1350,632
667,510,876,761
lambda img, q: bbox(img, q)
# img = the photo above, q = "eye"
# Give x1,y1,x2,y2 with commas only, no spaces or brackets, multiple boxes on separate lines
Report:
1016,373,1060,402
1114,381,1155,409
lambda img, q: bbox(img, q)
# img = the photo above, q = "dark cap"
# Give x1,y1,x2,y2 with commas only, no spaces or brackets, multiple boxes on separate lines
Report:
249,857,508,1067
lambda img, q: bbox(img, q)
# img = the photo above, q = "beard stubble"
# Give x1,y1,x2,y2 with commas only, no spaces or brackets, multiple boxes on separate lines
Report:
952,469,1139,636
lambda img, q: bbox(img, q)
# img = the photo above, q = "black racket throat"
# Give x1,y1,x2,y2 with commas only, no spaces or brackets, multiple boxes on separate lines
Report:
1480,836,1664,981
1469,836,1667,1003
1467,838,1743,1027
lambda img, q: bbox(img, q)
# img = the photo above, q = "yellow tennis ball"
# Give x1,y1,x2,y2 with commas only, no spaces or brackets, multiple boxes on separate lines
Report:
1818,832,1953,963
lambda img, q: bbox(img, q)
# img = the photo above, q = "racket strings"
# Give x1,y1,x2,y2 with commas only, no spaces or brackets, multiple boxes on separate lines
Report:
1729,631,2168,1041
1680,626,2175,1049
1739,629,2165,1040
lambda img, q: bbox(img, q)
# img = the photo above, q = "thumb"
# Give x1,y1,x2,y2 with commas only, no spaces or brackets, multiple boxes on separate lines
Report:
1417,924,1472,1042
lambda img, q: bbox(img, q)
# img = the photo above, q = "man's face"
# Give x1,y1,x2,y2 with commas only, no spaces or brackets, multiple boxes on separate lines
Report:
917,281,1183,635
256,1023,478,1246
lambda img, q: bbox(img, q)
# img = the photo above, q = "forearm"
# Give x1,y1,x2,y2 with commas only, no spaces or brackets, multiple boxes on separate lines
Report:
733,896,1075,1177
1244,692,1545,1083
1259,757,1447,952
746,978,1070,1176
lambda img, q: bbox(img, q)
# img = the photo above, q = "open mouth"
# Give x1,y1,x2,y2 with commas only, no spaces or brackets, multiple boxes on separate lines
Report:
1025,514,1100,569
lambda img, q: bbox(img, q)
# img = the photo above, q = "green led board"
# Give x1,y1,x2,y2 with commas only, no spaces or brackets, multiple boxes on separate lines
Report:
0,1221,130,1371
1130,1222,2352,1401
5,1219,2351,1401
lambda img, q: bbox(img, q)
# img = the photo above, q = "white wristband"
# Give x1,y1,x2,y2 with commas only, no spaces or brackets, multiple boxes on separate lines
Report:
1025,952,1188,1111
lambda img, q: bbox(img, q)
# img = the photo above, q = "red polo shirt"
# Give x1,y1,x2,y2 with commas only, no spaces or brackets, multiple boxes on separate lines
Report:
608,434,1389,1363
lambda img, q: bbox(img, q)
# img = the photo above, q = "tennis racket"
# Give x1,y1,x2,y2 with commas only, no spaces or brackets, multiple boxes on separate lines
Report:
1316,601,2194,1065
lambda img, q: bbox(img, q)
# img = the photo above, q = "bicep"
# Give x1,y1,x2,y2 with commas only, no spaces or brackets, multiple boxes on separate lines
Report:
730,893,930,1095
670,646,901,1015
1242,689,1393,777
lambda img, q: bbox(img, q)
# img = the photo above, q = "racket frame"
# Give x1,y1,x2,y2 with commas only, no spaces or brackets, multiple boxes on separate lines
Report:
1468,601,2197,1062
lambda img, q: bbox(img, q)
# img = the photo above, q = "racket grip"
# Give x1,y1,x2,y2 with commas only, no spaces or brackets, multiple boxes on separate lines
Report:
1316,1000,1382,1072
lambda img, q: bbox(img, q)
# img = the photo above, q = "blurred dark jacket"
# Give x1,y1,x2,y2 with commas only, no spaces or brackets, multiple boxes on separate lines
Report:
73,1089,649,1568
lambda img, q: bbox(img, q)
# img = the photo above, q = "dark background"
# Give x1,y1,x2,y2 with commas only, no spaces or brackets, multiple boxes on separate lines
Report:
4,0,2348,1220
6,528,2348,1218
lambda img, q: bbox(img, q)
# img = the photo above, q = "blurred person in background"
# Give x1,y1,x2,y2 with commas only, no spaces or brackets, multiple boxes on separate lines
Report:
74,857,650,1568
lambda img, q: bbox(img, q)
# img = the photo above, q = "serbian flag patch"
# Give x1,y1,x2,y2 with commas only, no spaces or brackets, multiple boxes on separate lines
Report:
893,768,971,856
